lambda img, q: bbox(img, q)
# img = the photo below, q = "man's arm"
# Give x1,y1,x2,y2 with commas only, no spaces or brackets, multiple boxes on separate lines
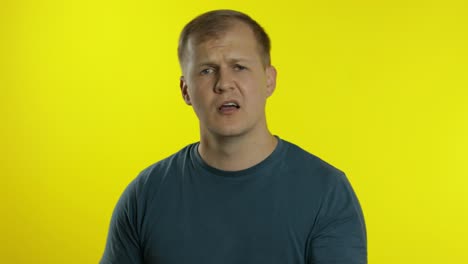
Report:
307,172,367,264
100,179,143,264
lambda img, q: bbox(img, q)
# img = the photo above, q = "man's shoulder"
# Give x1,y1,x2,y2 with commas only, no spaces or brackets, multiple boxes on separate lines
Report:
279,139,346,187
130,143,197,193
282,139,343,174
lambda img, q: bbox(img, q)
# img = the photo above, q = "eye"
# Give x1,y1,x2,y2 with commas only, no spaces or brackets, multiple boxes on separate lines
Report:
234,64,247,71
200,68,215,75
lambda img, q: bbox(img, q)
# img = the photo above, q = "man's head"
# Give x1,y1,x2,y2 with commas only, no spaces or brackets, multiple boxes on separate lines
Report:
178,10,277,139
178,9,271,69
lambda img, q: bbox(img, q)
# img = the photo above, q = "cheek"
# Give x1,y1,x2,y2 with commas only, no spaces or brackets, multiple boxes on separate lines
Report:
189,87,211,111
191,78,213,95
245,89,268,110
244,76,269,98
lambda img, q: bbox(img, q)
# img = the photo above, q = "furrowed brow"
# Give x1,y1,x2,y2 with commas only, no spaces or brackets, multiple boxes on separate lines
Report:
228,58,251,64
196,62,218,68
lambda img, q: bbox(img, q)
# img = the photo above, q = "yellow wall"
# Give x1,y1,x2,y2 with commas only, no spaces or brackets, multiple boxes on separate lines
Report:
2,0,467,263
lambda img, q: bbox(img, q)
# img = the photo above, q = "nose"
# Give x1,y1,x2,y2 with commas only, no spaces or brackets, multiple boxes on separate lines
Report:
214,68,235,94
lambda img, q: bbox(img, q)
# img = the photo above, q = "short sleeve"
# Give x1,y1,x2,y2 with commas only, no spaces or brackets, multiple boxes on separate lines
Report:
100,179,144,264
307,172,367,264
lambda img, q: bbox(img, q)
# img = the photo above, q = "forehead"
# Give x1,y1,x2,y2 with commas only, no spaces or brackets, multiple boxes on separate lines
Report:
185,22,261,62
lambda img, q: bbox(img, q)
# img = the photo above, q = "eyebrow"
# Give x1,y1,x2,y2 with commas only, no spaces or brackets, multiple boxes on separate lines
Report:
196,62,218,68
196,58,252,68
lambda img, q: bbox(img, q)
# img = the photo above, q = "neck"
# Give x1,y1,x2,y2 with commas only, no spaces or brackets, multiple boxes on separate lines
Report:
198,130,278,171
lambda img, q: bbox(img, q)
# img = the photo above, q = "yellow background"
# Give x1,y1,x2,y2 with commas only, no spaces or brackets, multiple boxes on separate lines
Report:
2,0,467,263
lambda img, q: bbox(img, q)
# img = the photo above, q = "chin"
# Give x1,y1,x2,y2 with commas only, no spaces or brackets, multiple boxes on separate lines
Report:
213,129,246,138
206,125,248,138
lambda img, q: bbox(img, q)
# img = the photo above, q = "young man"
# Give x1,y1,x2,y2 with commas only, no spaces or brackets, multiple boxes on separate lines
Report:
101,9,367,264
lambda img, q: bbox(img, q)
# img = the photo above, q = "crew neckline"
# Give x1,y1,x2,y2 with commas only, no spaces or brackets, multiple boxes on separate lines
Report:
191,136,285,179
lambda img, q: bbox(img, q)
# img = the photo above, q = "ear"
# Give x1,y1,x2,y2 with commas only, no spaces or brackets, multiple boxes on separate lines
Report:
265,65,277,97
180,76,192,105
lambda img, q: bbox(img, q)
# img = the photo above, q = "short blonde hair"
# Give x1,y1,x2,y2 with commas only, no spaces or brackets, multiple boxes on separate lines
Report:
178,9,271,67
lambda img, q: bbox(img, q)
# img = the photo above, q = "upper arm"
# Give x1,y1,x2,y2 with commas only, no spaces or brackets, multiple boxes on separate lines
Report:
307,173,367,264
100,179,144,264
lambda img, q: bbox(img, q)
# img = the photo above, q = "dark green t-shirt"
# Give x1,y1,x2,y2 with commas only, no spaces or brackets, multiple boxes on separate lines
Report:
101,138,367,263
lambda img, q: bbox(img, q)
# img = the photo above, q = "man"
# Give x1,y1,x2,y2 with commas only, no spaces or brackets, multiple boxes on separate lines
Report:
100,9,367,264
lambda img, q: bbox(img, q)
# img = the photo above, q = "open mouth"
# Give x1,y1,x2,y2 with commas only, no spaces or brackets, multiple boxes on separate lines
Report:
219,102,240,110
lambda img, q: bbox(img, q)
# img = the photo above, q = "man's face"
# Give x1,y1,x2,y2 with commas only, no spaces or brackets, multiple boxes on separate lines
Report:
180,21,276,138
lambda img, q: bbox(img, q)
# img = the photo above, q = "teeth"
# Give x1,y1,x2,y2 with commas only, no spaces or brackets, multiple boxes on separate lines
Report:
223,102,238,107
